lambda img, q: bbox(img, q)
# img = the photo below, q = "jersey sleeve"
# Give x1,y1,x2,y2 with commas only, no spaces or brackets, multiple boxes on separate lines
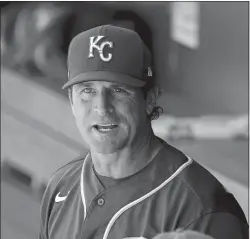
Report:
183,212,249,239
38,156,85,239
38,176,56,239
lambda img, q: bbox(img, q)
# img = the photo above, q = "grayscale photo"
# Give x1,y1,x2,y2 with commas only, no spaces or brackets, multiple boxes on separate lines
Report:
1,2,249,239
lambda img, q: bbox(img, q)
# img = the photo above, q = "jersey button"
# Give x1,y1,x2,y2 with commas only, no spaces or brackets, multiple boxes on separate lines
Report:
97,198,105,206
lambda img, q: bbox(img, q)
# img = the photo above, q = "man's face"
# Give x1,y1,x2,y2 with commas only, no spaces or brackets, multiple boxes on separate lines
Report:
70,81,149,154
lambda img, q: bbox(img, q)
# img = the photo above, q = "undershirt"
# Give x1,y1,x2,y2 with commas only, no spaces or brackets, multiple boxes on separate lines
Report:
92,166,133,189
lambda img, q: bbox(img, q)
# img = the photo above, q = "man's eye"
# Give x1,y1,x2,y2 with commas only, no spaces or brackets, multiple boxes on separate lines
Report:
82,88,94,93
113,88,126,93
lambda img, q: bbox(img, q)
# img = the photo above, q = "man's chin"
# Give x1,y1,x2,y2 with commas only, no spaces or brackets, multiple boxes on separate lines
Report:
91,145,120,154
89,138,126,154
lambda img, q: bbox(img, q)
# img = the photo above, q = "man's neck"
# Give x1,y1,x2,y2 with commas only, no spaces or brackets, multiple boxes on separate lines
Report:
90,131,163,179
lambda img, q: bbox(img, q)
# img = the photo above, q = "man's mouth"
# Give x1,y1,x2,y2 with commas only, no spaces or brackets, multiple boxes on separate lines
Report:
93,124,118,133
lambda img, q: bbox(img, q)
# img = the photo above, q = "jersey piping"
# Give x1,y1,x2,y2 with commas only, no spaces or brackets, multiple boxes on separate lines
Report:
81,153,89,220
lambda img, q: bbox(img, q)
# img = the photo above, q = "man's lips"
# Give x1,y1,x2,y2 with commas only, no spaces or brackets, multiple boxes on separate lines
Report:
92,123,119,132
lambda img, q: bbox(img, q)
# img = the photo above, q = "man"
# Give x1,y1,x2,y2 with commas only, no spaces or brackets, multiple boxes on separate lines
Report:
39,25,248,239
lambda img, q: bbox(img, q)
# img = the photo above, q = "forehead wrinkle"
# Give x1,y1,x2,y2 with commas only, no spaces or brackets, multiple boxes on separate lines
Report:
109,82,134,89
72,81,143,99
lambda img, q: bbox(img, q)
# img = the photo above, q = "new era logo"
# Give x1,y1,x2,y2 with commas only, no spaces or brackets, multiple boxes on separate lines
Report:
148,67,153,77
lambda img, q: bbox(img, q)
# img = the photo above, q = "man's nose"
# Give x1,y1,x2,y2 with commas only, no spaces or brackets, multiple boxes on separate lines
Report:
93,92,113,116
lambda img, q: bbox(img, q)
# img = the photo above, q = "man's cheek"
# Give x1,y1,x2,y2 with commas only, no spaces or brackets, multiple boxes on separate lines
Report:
124,114,140,133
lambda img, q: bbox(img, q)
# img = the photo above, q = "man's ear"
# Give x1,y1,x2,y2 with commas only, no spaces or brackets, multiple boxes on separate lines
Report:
146,86,161,115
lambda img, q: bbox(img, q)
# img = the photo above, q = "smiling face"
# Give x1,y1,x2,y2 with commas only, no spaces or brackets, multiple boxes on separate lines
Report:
70,81,152,154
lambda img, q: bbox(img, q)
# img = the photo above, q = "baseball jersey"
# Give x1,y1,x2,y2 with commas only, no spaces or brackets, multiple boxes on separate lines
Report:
39,140,248,239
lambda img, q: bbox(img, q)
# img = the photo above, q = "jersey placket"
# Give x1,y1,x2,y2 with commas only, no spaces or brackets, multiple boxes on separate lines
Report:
78,153,159,239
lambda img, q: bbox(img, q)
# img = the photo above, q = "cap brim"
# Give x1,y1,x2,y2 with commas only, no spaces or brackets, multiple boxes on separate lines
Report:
62,71,146,89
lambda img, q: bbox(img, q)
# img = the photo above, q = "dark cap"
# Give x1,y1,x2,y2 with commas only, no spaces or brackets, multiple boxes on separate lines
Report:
62,25,153,89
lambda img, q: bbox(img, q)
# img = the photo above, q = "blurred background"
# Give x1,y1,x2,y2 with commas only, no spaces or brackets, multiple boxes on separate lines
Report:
1,2,248,239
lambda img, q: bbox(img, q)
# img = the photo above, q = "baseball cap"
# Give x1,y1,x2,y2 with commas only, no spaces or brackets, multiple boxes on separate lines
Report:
62,25,154,89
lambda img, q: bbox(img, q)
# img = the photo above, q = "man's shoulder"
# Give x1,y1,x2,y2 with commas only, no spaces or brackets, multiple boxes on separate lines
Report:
47,153,88,189
159,141,229,201
159,140,246,223
53,155,86,176
178,159,226,194
175,155,247,223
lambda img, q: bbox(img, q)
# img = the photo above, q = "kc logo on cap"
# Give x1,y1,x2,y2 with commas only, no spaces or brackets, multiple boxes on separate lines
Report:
88,36,113,62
